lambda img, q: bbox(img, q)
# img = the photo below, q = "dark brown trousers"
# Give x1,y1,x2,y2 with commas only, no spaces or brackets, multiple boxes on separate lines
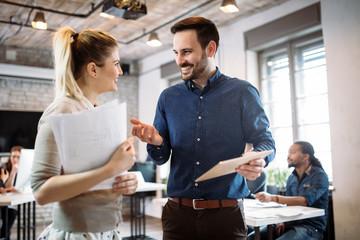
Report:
162,199,248,240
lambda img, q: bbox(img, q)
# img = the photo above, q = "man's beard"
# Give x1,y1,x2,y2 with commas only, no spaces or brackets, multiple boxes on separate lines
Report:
181,51,208,81
288,159,297,168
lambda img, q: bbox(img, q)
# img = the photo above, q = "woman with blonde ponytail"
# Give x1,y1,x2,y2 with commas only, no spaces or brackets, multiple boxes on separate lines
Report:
31,26,138,239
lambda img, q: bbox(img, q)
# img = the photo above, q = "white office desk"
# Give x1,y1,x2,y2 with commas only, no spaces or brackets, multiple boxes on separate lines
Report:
244,198,324,226
0,193,35,206
244,199,324,240
0,192,36,240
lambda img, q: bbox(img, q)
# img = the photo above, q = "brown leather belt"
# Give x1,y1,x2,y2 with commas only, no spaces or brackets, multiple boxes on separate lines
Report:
169,197,239,210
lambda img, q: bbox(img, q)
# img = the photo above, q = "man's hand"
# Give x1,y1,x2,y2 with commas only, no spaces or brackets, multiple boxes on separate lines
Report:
235,152,266,180
112,172,138,195
254,192,272,202
130,118,163,146
276,222,285,237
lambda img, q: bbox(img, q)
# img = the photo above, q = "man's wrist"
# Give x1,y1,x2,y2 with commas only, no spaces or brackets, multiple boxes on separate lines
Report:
271,195,279,202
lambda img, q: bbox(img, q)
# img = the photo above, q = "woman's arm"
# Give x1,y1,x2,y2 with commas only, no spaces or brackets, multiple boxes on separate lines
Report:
34,137,136,205
4,165,17,188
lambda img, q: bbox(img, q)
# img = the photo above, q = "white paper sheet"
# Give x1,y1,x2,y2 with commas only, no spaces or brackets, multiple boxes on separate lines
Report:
50,100,127,190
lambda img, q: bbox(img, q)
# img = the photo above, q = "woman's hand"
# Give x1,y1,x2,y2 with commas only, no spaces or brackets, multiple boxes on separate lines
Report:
113,172,138,195
106,137,136,177
0,167,9,183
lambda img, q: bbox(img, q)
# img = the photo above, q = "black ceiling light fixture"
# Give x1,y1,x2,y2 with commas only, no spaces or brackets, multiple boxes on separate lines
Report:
31,11,47,30
101,0,147,20
220,0,240,13
146,32,162,47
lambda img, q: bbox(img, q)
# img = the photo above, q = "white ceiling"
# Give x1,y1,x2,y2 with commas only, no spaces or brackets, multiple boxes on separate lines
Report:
0,0,286,62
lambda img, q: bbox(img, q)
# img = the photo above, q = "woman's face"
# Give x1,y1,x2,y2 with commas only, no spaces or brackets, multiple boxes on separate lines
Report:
10,150,21,166
95,47,123,94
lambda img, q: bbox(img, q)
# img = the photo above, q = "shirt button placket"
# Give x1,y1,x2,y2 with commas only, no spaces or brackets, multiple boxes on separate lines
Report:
195,94,203,192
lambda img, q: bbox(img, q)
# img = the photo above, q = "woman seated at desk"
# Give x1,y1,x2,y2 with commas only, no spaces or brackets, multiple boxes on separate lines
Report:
1,145,23,240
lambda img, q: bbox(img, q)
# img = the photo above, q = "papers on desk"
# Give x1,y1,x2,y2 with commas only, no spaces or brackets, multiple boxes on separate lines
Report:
50,100,127,191
247,199,287,208
245,199,305,219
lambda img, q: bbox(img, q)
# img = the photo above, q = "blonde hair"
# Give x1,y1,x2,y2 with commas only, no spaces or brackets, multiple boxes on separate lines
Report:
52,26,118,102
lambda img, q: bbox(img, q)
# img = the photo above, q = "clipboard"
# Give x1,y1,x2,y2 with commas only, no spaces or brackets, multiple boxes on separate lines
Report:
195,150,274,182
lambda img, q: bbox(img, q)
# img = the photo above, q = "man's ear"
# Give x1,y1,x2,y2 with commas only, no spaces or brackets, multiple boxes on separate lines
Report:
303,153,310,162
86,62,97,78
207,40,217,58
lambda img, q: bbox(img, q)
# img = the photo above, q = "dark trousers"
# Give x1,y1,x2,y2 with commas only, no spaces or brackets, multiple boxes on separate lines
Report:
162,199,248,240
1,207,17,240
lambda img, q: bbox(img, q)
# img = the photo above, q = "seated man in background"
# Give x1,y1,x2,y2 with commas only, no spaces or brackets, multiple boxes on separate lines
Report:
252,141,329,240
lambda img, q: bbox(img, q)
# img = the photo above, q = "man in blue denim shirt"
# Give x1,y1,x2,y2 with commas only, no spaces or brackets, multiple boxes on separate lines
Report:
131,17,275,240
255,141,329,240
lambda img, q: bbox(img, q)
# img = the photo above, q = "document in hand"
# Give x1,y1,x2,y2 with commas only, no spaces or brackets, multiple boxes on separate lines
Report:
50,100,127,190
195,150,274,182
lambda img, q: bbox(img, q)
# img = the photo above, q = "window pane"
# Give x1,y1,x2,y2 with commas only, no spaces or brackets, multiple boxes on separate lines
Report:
271,127,293,153
294,40,332,180
296,94,330,124
260,51,293,171
264,102,292,127
259,38,333,181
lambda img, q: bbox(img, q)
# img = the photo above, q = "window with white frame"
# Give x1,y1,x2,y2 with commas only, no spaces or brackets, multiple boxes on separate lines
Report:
259,34,332,181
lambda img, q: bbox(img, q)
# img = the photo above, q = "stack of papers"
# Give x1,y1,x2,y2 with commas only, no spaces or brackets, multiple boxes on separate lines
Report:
245,199,286,208
50,100,127,190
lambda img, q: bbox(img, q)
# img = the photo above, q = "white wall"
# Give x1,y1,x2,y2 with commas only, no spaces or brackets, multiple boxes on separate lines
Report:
137,50,174,161
321,0,360,238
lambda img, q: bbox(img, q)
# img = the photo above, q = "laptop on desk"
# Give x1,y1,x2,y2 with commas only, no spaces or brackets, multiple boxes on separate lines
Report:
14,149,34,194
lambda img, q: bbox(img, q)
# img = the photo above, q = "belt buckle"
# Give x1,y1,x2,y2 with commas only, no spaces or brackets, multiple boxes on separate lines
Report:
193,199,205,210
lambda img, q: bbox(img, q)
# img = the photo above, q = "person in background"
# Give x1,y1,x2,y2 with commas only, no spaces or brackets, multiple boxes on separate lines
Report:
253,141,329,240
4,145,23,190
30,26,138,240
0,146,23,240
130,17,275,240
0,167,8,190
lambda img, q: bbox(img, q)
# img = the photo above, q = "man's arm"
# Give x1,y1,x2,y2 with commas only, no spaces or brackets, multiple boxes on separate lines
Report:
255,192,308,206
234,83,276,181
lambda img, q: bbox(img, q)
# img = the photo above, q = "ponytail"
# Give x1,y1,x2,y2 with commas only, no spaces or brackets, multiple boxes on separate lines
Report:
53,26,83,102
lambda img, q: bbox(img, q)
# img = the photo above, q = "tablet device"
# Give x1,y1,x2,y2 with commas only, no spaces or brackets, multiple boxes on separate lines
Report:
14,149,35,193
195,150,274,182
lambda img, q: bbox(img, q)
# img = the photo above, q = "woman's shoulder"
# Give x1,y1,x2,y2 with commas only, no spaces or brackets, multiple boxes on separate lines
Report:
38,96,88,128
49,96,87,114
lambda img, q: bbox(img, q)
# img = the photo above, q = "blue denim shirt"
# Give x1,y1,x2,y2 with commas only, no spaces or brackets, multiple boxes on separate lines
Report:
285,165,329,232
147,69,275,199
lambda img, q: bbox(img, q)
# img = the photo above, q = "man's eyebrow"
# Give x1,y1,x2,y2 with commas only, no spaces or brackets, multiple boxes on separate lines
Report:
173,48,192,52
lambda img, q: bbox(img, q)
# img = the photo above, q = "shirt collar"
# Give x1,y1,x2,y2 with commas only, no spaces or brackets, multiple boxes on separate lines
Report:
185,67,221,92
292,164,313,178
